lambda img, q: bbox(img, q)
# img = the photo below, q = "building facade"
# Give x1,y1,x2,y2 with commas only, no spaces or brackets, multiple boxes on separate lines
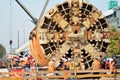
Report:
104,6,120,29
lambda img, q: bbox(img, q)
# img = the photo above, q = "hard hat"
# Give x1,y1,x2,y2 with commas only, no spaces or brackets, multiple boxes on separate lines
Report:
68,58,71,61
52,58,56,61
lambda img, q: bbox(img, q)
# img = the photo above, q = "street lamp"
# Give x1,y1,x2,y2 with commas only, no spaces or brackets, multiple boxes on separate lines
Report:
9,40,13,53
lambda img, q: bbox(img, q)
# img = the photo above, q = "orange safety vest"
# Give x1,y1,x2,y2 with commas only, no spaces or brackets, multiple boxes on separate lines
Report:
1,62,6,67
21,61,25,67
25,59,29,64
31,67,35,72
48,60,54,72
66,61,70,69
93,60,100,70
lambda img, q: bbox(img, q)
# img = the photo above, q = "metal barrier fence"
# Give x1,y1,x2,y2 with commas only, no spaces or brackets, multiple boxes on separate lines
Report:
0,69,120,80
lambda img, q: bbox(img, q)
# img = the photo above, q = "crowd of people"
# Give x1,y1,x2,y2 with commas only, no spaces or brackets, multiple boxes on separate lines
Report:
92,55,117,73
48,58,74,72
47,56,117,80
0,55,117,73
92,55,117,80
0,58,35,73
12,58,35,72
48,56,117,73
0,55,117,79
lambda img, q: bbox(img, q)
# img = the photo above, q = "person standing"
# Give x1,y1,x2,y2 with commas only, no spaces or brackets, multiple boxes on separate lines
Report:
105,59,110,69
99,55,105,69
92,57,100,79
52,58,57,70
93,58,100,70
110,60,117,74
70,60,75,70
66,58,71,70
48,59,54,72
1,61,7,68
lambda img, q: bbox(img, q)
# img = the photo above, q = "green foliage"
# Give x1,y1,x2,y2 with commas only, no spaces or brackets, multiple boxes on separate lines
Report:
108,25,120,57
109,25,117,32
0,44,6,58
108,37,120,57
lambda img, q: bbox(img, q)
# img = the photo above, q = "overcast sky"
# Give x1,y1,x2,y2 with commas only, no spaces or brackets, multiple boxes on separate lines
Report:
0,0,119,52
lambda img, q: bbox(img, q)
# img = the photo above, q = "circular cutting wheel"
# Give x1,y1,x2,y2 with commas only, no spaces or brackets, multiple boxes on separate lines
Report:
29,0,110,70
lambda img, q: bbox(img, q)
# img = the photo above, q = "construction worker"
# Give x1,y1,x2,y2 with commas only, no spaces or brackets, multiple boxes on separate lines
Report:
30,60,35,72
12,60,17,67
63,58,67,70
92,57,100,70
105,59,110,69
57,58,65,70
48,59,54,72
92,57,100,79
24,58,31,72
52,58,57,70
66,58,71,70
70,60,75,70
1,61,6,68
110,59,117,74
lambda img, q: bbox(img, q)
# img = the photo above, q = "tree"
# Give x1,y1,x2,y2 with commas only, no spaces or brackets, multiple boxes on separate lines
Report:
108,37,120,57
0,44,6,58
109,25,117,32
108,25,120,57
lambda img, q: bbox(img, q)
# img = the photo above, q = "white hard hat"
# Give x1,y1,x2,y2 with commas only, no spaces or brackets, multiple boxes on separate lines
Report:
52,58,56,61
68,58,71,61
64,59,67,62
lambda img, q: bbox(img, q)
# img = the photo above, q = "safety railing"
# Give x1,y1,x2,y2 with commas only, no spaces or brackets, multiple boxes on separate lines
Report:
0,69,120,80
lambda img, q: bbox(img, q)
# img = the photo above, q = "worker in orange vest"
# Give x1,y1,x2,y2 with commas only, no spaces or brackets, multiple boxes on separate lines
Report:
30,60,35,72
92,57,100,70
92,57,100,79
66,58,71,70
63,58,71,80
1,61,6,68
110,60,117,74
48,59,54,72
